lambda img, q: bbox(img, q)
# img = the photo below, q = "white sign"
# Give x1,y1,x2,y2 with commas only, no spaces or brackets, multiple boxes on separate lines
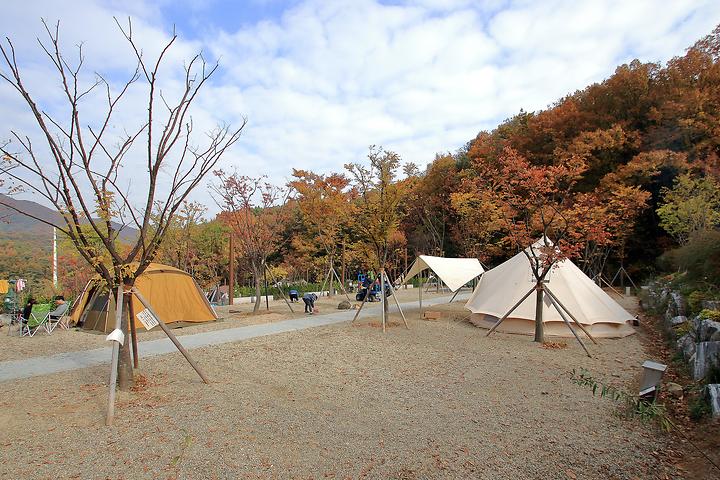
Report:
136,308,159,330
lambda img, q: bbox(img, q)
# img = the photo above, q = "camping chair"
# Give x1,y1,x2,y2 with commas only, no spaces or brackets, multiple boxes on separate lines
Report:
21,312,51,337
46,303,70,333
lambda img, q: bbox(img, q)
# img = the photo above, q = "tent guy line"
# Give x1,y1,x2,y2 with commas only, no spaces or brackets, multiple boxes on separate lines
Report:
0,292,468,383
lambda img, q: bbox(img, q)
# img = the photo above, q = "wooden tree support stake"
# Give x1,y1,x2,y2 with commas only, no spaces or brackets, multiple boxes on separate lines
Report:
264,266,294,313
486,286,536,336
545,292,592,357
331,267,353,303
384,271,409,329
128,295,139,369
380,270,386,333
131,288,210,385
543,286,598,345
105,285,124,427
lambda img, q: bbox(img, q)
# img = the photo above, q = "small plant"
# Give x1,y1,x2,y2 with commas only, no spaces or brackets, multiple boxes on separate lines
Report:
688,291,708,315
689,395,712,421
570,369,673,431
699,309,720,322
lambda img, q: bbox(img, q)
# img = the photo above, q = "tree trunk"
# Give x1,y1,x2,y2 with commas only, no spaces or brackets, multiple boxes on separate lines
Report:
253,268,262,313
534,284,545,343
117,290,134,390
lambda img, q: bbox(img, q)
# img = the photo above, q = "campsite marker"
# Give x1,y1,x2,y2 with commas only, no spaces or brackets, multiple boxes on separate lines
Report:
136,308,159,330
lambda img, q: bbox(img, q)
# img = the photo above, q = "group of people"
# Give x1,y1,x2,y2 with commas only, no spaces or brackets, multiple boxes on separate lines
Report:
18,295,68,327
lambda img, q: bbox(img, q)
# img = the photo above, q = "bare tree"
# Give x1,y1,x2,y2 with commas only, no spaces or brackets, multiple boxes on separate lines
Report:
0,19,245,388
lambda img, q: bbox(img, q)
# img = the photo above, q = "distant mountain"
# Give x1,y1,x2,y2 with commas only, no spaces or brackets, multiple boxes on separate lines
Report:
0,193,139,244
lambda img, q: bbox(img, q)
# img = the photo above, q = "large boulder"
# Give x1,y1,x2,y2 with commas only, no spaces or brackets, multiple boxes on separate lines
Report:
337,300,352,310
676,333,696,360
671,315,688,327
699,319,720,342
705,384,720,418
694,341,720,380
665,382,684,399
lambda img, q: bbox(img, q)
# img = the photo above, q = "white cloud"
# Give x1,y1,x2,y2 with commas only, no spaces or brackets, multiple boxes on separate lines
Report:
1,0,719,216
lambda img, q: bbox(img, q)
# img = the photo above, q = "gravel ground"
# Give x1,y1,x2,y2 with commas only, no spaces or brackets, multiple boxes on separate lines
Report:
0,295,681,479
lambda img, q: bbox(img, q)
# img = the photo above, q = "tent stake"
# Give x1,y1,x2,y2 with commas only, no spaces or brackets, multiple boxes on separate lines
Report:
546,293,592,357
105,285,124,427
131,288,210,384
264,266,294,313
385,271,409,329
543,286,598,345
486,286,536,336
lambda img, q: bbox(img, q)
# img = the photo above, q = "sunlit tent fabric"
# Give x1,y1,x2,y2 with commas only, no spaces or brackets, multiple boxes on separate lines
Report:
403,255,484,292
465,248,635,338
69,263,217,333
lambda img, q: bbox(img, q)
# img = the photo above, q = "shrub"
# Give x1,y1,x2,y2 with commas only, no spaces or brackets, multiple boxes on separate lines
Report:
688,291,708,315
699,309,720,322
689,395,712,421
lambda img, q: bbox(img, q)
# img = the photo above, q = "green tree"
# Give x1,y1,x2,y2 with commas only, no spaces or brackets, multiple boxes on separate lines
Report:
657,174,720,244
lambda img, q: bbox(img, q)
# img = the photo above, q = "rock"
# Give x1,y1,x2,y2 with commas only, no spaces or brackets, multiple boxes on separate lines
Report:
702,300,720,311
671,291,687,315
671,315,688,326
337,300,352,310
694,341,720,380
676,333,696,360
705,384,720,418
699,319,720,342
665,382,683,398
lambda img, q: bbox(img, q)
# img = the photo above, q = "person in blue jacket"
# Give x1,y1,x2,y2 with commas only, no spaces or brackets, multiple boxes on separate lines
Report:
302,292,317,314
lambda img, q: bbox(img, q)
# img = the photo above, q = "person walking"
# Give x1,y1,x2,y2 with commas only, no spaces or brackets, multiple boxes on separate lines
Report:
302,292,317,314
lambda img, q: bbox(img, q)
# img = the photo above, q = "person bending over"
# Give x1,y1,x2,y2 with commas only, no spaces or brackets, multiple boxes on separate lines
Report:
302,292,317,314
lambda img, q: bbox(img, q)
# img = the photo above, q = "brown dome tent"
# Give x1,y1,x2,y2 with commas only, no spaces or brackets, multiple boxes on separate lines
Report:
69,263,217,333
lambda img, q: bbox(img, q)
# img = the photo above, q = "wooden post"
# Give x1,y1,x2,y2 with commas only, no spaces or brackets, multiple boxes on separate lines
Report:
380,269,386,333
341,241,346,292
131,288,210,384
106,285,124,426
486,286,536,336
404,247,408,289
128,292,139,369
263,265,269,310
228,233,235,306
331,267,353,303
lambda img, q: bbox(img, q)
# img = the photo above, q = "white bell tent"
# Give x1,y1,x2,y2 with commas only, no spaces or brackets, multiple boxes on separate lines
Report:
465,247,635,339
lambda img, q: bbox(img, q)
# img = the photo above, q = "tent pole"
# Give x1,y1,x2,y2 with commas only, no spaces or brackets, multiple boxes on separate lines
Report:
543,286,598,345
545,293,592,357
265,266,294,313
131,288,210,384
105,285,124,426
385,271,409,329
486,286,536,336
419,271,423,318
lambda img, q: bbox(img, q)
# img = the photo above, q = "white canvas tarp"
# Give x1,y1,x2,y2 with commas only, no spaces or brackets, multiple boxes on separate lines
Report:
403,255,484,292
465,247,635,338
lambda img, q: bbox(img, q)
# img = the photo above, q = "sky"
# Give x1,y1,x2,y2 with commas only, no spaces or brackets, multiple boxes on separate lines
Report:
1,0,720,216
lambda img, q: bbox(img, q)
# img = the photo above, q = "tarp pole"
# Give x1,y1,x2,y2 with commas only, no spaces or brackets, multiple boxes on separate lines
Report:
486,286,536,336
105,285,124,426
131,288,210,384
543,286,598,345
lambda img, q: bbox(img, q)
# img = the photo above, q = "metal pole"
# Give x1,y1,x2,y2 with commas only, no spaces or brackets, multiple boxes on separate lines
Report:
52,227,58,289
105,285,124,426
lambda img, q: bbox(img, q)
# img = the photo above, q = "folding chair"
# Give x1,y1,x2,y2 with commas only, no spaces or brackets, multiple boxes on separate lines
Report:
46,303,70,333
21,312,51,337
